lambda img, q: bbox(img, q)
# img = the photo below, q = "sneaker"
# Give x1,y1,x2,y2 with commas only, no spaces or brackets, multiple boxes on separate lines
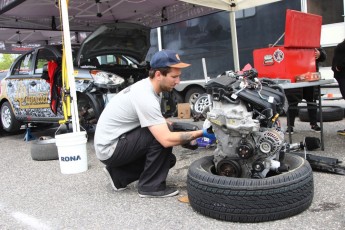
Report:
286,126,294,134
138,187,179,198
337,129,345,136
103,167,127,191
311,124,321,133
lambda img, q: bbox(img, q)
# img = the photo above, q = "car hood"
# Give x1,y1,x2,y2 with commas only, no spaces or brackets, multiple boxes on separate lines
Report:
76,23,151,65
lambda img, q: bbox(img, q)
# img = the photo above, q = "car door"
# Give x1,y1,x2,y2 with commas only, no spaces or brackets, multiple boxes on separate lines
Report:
28,47,62,121
5,51,35,120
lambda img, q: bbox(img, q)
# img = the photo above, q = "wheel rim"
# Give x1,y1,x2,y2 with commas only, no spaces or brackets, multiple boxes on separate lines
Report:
194,95,210,113
189,92,202,105
1,105,12,129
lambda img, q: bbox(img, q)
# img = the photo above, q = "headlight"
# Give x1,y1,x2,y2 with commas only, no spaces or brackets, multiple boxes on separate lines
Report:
90,70,125,86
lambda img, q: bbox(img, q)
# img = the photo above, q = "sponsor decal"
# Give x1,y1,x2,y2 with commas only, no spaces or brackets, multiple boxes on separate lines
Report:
60,155,82,162
263,55,274,65
14,81,49,109
273,49,284,63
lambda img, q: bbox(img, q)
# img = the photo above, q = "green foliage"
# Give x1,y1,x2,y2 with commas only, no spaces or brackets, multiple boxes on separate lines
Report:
0,54,17,70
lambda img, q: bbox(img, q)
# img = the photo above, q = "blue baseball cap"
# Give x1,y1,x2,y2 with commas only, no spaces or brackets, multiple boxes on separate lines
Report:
150,50,190,69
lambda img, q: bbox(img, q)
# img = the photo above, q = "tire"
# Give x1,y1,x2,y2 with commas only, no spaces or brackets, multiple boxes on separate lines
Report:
184,87,206,105
0,101,22,133
77,93,103,131
161,90,182,118
298,106,344,122
172,90,184,117
172,90,184,104
187,154,314,223
192,93,210,116
30,136,59,161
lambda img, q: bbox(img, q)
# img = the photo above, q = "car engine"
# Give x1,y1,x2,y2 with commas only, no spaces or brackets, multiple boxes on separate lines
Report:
204,68,292,178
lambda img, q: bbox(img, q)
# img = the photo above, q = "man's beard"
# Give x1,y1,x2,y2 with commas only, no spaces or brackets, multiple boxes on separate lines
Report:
160,84,173,92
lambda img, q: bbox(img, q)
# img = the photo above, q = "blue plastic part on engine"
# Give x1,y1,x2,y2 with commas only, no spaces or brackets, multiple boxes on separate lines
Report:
196,137,216,148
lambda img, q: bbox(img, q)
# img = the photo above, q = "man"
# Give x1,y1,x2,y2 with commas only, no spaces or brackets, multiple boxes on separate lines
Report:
286,47,327,134
94,50,214,198
332,39,345,135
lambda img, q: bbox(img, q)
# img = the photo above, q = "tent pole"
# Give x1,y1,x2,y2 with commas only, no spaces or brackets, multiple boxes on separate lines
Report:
60,0,80,132
229,11,240,71
157,27,162,51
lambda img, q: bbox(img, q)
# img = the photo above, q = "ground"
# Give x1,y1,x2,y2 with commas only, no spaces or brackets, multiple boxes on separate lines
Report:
0,116,344,229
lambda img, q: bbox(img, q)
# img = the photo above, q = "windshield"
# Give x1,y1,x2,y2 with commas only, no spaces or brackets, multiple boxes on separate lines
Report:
56,45,80,63
80,54,140,68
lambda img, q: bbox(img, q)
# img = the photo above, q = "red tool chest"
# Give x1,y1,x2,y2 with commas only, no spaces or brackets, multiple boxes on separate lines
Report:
253,9,322,83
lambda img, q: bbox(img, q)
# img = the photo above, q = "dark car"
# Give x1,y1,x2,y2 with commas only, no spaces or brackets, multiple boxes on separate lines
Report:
0,23,152,133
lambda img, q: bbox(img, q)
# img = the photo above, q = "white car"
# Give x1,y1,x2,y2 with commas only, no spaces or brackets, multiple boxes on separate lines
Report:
0,23,153,133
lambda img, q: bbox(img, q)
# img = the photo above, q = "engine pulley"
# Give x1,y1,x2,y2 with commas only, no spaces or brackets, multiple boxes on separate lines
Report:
216,159,242,178
252,160,265,172
236,139,254,159
259,141,272,154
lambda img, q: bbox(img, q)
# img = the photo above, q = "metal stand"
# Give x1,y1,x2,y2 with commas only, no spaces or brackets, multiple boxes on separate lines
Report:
23,124,35,141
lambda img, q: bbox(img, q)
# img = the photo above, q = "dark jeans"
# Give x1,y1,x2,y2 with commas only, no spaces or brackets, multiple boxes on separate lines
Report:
286,86,317,127
335,76,345,99
101,126,176,192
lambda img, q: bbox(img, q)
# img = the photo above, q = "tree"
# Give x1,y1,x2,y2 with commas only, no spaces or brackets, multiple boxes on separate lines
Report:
0,54,17,70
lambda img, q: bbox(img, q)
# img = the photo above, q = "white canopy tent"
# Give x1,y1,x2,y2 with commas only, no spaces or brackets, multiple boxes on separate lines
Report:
58,0,282,131
0,0,282,131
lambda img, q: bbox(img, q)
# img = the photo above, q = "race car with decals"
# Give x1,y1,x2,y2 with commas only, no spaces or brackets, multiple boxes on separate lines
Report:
0,23,155,133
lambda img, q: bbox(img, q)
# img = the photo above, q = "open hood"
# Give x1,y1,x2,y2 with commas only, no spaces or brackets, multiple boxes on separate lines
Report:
75,23,151,65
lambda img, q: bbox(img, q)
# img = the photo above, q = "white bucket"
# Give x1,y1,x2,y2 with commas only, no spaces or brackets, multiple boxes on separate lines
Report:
55,131,88,174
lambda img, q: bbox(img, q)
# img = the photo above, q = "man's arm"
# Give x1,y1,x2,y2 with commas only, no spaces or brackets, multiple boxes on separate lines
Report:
316,47,327,63
148,123,203,148
333,43,345,72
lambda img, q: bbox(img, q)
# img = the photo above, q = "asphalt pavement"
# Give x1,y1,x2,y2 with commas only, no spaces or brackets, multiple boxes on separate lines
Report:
0,115,345,230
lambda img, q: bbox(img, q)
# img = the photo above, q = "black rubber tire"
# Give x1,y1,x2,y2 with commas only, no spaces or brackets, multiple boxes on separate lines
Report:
171,90,184,117
77,92,103,132
161,90,182,118
184,87,206,105
187,154,314,223
0,101,22,133
298,106,344,122
30,137,59,161
172,89,184,104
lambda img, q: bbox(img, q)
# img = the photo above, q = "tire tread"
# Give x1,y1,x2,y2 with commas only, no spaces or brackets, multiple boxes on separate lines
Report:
187,155,313,222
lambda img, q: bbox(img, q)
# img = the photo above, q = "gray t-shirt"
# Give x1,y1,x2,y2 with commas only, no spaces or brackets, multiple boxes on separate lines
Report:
94,77,166,160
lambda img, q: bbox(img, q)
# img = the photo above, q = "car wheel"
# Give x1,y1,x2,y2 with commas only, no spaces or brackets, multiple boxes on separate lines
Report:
30,136,59,161
172,90,184,104
192,93,210,116
171,90,184,117
184,87,206,105
77,93,102,131
298,106,344,122
187,154,314,223
161,91,181,118
0,101,22,133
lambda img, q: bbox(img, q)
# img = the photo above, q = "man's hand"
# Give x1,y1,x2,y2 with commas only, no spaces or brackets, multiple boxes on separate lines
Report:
315,49,320,60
